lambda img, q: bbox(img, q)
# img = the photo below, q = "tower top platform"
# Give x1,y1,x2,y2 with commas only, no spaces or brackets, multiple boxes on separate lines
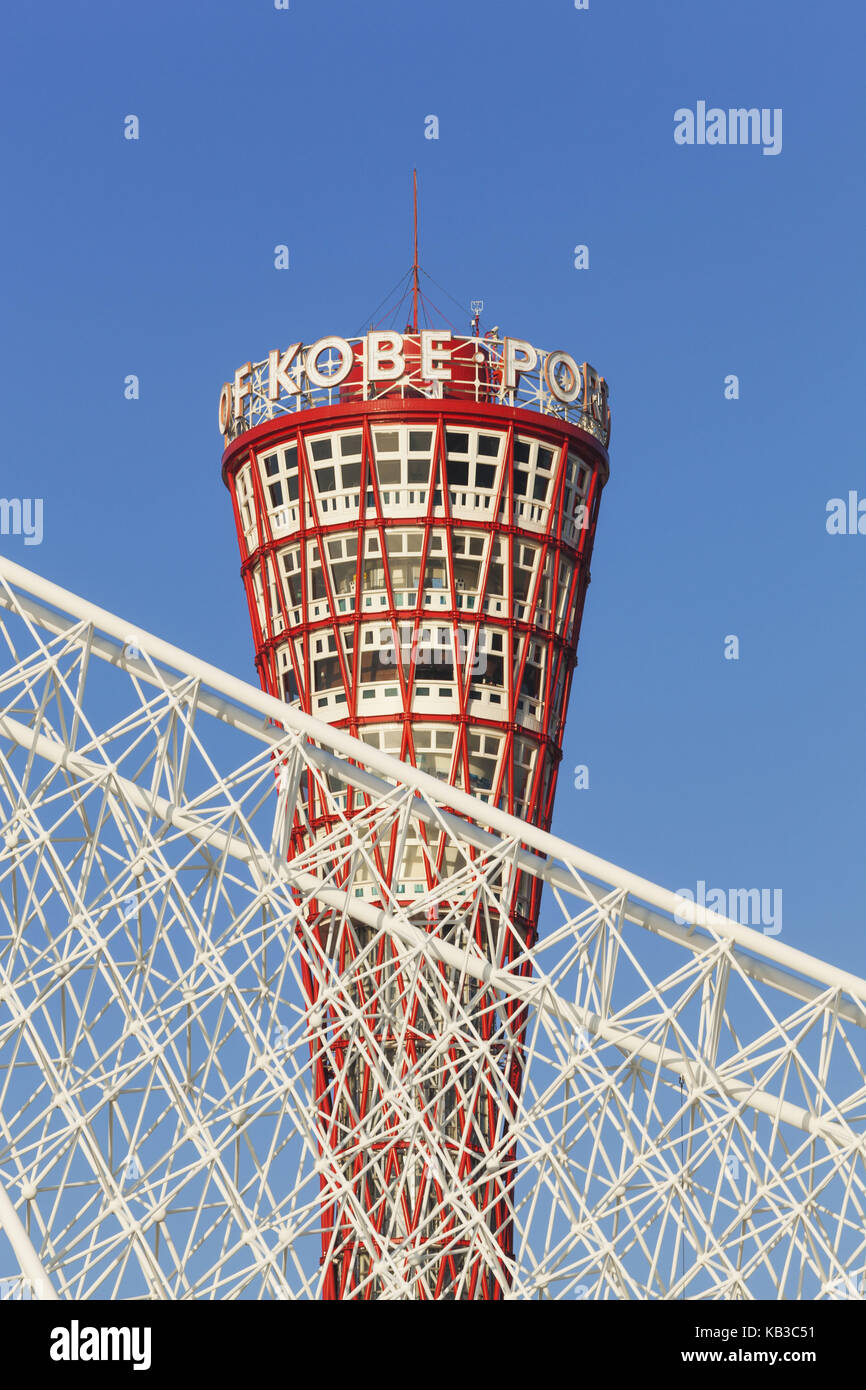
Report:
218,329,611,449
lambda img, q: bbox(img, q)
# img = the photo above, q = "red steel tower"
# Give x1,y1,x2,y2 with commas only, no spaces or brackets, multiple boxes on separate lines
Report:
220,257,610,1298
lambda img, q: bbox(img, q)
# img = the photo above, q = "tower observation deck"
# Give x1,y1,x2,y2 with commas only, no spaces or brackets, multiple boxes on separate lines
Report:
220,324,611,1298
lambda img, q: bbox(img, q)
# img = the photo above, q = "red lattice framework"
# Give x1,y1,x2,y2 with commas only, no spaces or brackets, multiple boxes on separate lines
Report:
223,383,610,1298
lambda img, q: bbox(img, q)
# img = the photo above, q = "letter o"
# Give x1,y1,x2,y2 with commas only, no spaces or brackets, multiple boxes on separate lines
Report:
544,350,582,404
218,383,233,434
305,336,354,388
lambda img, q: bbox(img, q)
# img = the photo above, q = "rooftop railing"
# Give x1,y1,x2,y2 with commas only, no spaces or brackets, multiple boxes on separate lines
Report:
221,334,611,448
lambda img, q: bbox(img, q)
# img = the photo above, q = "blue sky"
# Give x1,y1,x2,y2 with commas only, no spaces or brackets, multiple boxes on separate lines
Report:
1,0,863,971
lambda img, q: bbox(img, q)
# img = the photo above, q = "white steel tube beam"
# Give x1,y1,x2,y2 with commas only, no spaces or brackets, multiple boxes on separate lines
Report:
0,1178,60,1300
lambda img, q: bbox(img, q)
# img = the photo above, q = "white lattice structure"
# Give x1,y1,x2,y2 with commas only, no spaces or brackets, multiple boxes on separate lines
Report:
0,555,864,1301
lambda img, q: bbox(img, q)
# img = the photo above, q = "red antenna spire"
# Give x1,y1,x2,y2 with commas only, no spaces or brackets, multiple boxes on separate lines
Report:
412,169,420,333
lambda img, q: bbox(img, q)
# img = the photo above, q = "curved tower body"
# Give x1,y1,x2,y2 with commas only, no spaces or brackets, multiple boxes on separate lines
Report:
221,329,610,1298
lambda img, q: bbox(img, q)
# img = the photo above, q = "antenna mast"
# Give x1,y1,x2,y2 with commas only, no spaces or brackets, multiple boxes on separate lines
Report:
412,169,420,333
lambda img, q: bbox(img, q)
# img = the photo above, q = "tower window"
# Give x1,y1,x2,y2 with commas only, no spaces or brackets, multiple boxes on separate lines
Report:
375,431,400,453
376,458,401,485
533,476,550,502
